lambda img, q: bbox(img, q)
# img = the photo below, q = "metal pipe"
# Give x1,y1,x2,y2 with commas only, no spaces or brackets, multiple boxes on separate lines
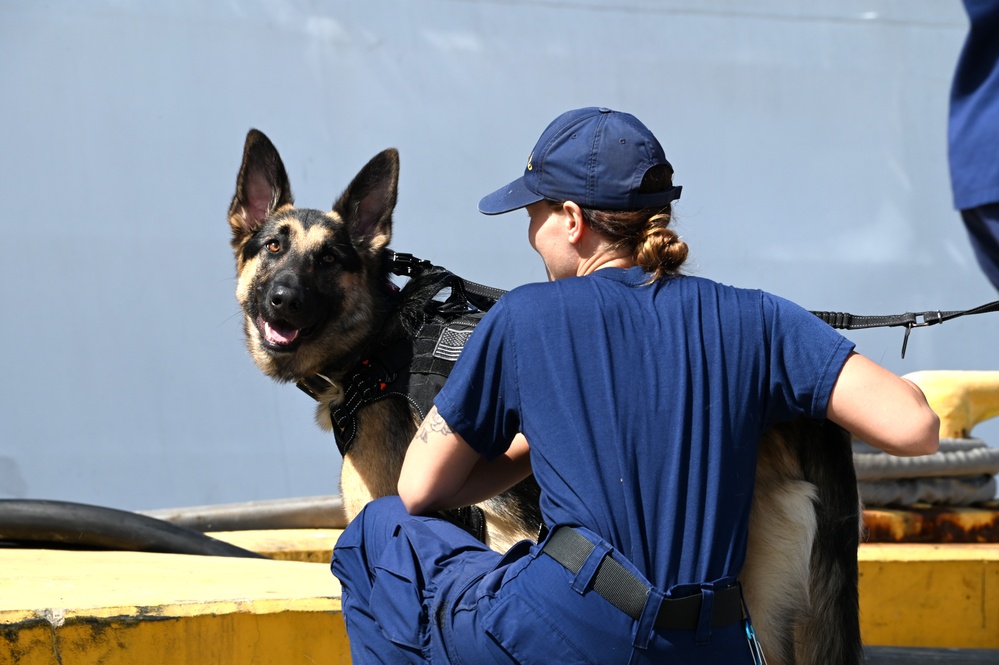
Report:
140,495,348,532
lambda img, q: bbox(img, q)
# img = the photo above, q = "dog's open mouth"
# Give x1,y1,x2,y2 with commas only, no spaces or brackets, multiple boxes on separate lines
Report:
257,316,315,351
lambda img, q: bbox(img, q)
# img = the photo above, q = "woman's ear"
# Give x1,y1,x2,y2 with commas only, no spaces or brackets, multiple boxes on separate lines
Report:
562,201,586,244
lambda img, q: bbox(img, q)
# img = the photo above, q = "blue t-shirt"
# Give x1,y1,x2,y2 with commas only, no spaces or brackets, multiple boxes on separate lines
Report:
949,0,999,210
435,269,854,591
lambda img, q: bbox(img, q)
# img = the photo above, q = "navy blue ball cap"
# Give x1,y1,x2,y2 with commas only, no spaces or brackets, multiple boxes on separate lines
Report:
478,107,682,215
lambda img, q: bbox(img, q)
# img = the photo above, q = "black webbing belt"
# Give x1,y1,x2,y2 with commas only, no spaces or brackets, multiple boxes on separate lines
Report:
541,527,744,631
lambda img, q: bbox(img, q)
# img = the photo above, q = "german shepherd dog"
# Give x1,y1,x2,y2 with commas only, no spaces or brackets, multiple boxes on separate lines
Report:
227,129,862,665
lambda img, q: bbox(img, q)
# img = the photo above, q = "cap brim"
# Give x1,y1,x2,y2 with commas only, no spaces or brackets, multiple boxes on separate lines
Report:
478,176,544,215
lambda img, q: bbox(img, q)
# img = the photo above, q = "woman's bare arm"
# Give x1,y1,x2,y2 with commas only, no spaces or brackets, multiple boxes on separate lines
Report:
398,406,533,515
826,352,939,456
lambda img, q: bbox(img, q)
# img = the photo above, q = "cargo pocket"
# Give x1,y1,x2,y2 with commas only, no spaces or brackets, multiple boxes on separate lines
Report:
370,564,428,651
483,593,597,665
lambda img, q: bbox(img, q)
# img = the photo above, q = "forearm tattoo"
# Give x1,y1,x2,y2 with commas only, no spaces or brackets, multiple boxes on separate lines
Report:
416,411,454,444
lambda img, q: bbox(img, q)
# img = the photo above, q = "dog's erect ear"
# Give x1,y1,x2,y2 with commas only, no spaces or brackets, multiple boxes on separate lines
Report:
333,149,399,255
228,129,294,242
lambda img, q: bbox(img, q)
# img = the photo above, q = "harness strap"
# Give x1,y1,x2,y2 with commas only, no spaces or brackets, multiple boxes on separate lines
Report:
440,505,486,542
331,351,404,442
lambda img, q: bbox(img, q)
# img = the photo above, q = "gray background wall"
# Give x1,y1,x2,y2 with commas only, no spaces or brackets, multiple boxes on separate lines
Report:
1,0,995,512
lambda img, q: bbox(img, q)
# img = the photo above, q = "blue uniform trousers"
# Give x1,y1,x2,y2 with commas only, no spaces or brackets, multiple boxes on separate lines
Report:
331,497,755,664
962,203,999,291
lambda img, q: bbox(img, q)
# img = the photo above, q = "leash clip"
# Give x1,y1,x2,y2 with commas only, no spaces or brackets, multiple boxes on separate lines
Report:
744,620,769,665
900,310,944,359
912,310,945,328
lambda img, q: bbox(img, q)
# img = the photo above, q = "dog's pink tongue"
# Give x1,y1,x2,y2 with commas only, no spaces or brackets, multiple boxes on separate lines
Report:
264,321,300,345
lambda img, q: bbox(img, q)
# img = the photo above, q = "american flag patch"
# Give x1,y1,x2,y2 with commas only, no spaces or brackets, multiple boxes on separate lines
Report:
433,324,475,361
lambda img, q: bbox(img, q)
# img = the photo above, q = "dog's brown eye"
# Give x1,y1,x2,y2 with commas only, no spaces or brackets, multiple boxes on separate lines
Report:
266,240,281,253
321,254,336,265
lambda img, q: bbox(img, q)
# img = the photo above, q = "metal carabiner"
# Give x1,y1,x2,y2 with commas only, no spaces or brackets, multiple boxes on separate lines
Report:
900,310,944,358
744,620,769,665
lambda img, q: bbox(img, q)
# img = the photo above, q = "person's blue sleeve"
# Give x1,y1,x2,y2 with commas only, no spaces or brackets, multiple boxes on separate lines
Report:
762,292,855,424
434,298,521,460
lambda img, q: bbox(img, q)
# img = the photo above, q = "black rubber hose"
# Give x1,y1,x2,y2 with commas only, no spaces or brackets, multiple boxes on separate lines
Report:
0,499,266,558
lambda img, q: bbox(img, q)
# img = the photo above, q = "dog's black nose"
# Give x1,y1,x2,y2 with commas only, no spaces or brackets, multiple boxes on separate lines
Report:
268,284,301,312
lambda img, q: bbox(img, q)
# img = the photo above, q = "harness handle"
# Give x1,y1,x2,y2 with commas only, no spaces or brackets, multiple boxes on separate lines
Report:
390,251,506,313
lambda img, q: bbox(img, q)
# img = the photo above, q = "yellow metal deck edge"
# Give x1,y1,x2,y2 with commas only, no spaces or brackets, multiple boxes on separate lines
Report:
0,548,347,665
858,543,999,649
2,534,997,663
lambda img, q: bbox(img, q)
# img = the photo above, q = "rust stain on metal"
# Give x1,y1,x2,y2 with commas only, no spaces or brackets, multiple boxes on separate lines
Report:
863,504,999,543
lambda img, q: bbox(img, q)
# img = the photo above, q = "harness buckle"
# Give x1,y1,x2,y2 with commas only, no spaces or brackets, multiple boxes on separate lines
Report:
912,310,945,327
390,251,434,277
901,310,945,358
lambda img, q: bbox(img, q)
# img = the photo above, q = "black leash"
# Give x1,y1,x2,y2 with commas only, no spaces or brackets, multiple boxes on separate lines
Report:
396,250,999,358
810,300,999,358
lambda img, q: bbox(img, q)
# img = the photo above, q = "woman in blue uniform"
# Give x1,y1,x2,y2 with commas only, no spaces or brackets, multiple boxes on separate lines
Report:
950,0,999,291
331,107,939,664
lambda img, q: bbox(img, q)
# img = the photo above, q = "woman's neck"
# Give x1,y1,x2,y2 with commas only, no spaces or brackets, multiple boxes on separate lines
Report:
577,250,636,277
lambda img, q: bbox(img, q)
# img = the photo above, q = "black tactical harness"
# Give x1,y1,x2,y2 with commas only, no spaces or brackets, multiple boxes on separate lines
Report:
295,252,506,541
297,253,505,456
